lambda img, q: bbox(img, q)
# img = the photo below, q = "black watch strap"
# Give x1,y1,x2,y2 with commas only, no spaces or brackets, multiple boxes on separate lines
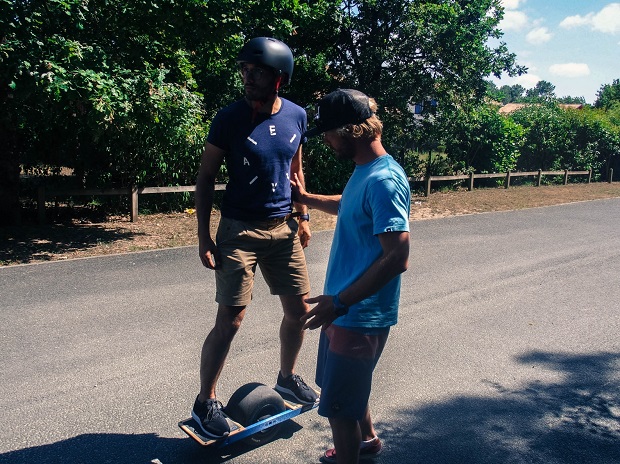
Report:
332,293,349,317
299,213,310,221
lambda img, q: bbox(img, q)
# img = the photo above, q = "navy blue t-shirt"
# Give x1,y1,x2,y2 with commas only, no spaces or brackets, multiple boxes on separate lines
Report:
207,98,307,220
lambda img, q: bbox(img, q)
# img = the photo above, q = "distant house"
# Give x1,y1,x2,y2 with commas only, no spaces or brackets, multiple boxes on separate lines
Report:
498,103,527,114
498,103,584,114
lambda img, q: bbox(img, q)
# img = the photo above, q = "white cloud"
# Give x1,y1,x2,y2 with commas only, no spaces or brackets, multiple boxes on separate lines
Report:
517,73,542,88
549,63,591,78
501,10,529,31
496,72,541,88
526,27,552,44
592,3,620,34
560,3,620,34
560,14,592,29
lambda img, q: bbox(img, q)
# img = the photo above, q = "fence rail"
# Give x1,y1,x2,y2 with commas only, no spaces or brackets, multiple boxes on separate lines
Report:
419,168,596,197
36,167,613,224
37,184,226,224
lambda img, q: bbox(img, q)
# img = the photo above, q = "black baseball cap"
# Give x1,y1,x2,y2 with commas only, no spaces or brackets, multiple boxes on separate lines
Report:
304,89,373,139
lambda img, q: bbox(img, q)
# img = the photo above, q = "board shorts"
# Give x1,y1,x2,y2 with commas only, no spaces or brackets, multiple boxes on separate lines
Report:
214,215,310,307
316,324,390,420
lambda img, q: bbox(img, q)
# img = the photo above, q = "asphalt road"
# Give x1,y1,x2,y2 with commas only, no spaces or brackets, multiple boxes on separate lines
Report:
1,199,620,464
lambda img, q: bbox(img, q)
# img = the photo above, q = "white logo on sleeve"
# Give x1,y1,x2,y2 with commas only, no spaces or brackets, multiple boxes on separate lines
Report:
269,125,276,136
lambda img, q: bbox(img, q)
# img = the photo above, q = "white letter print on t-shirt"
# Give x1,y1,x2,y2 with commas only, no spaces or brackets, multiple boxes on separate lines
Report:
243,125,299,188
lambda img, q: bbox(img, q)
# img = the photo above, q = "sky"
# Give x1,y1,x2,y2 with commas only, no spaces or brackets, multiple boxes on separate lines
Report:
491,0,620,104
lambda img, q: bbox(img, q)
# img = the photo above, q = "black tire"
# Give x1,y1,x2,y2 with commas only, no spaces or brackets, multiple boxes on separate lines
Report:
225,382,286,446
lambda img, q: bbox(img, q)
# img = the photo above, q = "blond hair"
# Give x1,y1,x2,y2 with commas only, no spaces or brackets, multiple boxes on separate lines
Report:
336,98,382,140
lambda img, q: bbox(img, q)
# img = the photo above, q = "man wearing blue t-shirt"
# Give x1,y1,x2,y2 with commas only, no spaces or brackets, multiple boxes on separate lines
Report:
192,37,317,439
292,89,411,464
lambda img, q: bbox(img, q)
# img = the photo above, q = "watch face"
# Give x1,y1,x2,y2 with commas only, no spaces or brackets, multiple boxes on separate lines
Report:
334,305,348,317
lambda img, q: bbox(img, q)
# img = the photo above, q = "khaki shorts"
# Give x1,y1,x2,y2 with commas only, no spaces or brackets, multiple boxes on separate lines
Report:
214,216,311,307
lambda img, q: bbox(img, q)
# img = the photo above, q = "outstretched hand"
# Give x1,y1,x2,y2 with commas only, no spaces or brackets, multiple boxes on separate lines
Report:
300,294,339,330
290,173,308,204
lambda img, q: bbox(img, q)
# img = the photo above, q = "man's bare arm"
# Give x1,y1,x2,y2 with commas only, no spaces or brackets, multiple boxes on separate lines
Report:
301,231,410,330
290,146,312,248
196,142,225,268
290,173,341,216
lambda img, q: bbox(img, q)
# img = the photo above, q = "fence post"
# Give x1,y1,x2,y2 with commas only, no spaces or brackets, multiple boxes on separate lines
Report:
131,186,139,222
37,185,46,225
468,172,474,191
609,168,614,183
537,169,542,187
588,168,592,183
505,171,511,189
564,169,569,185
425,176,432,197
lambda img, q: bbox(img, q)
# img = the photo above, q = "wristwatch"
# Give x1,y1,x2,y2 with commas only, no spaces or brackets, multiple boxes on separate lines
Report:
299,213,310,221
332,293,349,317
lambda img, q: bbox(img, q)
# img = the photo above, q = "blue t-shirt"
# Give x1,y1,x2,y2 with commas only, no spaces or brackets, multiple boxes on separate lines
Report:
324,155,411,328
207,98,307,220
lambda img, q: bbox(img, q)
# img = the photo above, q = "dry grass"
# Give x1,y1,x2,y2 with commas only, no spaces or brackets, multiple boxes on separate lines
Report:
2,182,620,266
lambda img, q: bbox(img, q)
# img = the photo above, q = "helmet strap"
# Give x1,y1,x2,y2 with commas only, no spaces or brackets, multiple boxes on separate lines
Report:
249,96,277,123
248,78,281,122
274,75,283,93
249,99,262,123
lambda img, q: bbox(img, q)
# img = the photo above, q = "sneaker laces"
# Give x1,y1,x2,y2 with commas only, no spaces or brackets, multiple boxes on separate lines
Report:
289,374,310,391
204,399,225,421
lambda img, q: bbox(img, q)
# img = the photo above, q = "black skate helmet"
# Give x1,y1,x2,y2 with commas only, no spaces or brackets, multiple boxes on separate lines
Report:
236,37,294,86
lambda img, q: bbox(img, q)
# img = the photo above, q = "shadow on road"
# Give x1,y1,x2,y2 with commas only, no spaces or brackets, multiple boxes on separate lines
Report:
0,223,138,265
2,351,618,463
380,350,620,463
0,414,305,464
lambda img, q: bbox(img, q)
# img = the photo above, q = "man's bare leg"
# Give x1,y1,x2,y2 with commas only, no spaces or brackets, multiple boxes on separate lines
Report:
198,304,246,401
359,406,377,441
328,416,361,464
278,293,309,376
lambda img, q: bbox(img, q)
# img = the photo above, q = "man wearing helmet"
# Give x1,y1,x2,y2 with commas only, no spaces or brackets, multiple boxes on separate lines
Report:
192,37,318,439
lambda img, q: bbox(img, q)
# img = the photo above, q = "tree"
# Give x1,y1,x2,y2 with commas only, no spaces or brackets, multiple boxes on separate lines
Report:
486,81,526,104
509,104,571,171
594,78,620,110
495,83,526,103
567,108,620,179
1,0,526,224
524,80,556,102
293,0,525,165
444,104,524,174
557,95,586,105
508,103,618,178
0,0,337,224
1,0,214,224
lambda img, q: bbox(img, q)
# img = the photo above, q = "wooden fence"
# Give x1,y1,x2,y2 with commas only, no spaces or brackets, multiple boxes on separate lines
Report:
36,167,612,224
421,168,596,197
36,184,225,224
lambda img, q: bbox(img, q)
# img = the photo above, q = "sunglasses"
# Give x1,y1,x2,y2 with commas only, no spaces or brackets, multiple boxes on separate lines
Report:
239,65,272,81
